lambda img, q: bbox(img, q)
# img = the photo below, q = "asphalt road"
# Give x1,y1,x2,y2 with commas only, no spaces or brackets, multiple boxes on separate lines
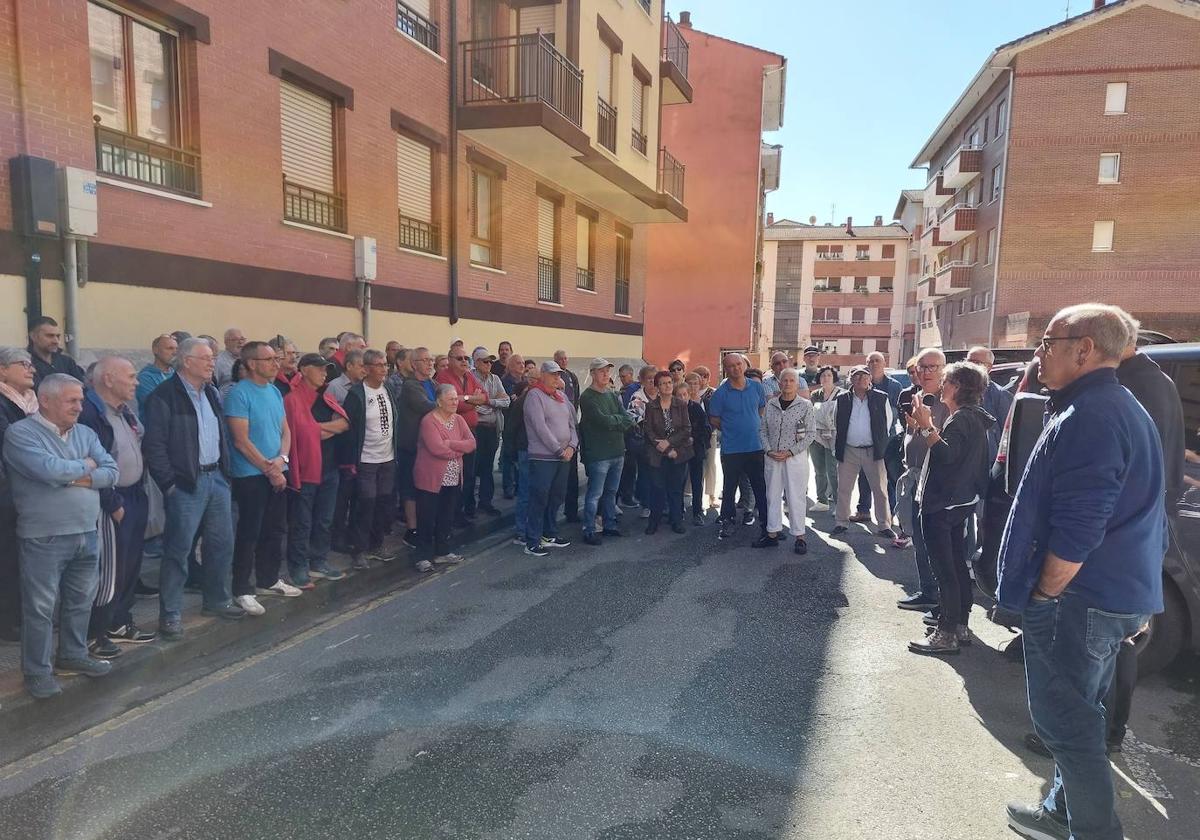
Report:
0,511,1197,839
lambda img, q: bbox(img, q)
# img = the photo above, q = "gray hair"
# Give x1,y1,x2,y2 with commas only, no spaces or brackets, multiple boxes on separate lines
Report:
223,327,242,340
1052,303,1132,361
344,349,366,367
966,346,995,366
411,346,430,359
1116,309,1141,349
340,332,365,350
916,347,946,365
0,346,32,367
37,373,83,399
435,383,457,401
554,349,568,360
943,361,988,407
866,351,886,364
638,364,658,380
175,337,210,369
362,349,386,367
93,355,134,382
778,367,801,386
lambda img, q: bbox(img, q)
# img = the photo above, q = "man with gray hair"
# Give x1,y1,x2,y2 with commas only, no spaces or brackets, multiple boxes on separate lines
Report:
1000,303,1166,840
136,334,178,418
326,349,366,406
326,332,367,382
966,346,1013,464
3,374,119,698
216,327,246,389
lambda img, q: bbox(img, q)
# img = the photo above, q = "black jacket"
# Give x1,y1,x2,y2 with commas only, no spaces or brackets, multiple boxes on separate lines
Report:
917,404,994,512
1118,352,1185,515
28,344,86,386
0,393,30,509
341,381,400,465
78,387,145,514
396,376,436,455
142,374,230,493
834,389,891,462
687,399,712,456
502,386,530,457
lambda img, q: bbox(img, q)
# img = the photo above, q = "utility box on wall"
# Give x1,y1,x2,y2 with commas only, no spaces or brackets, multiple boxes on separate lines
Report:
9,155,60,238
58,167,99,237
355,236,377,282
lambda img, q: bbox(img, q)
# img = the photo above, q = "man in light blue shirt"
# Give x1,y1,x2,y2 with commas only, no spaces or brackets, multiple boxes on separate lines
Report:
761,352,788,397
707,353,770,544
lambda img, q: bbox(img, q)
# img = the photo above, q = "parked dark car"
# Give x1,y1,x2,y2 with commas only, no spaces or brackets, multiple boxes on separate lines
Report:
981,344,1200,675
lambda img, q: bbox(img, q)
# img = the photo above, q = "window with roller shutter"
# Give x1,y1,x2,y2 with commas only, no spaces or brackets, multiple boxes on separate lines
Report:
280,79,344,231
631,77,646,154
396,133,438,254
537,196,560,303
519,5,555,42
575,212,595,290
469,167,498,266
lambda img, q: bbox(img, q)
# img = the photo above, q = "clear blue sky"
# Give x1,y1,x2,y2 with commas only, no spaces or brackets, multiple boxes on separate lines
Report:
674,0,1081,224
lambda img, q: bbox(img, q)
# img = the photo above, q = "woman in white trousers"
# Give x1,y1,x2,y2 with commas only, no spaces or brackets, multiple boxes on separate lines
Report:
759,369,817,554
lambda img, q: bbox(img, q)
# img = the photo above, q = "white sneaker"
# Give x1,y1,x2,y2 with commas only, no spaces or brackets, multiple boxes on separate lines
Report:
257,580,302,598
234,594,266,616
809,502,830,513
415,559,434,572
433,553,463,565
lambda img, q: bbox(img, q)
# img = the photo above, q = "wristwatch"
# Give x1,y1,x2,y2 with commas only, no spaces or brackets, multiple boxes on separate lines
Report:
919,426,936,439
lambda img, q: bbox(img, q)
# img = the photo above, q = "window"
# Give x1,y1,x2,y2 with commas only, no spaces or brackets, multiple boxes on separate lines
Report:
967,128,980,147
850,339,864,355
962,240,974,265
958,298,967,316
985,228,996,265
470,167,499,265
826,277,842,292
597,45,616,152
820,341,838,355
879,276,894,291
935,304,943,320
281,80,344,231
1104,82,1127,115
615,228,631,315
855,244,870,260
631,75,647,155
878,307,891,323
972,294,980,312
881,244,895,259
575,211,595,290
995,98,1007,134
851,307,865,324
991,164,1002,202
1092,220,1115,252
817,244,844,260
518,3,555,42
396,133,438,254
966,184,978,206
398,0,440,53
88,2,199,196
812,307,837,323
983,116,989,143
854,276,868,291
536,196,559,302
1099,153,1120,184
983,290,992,309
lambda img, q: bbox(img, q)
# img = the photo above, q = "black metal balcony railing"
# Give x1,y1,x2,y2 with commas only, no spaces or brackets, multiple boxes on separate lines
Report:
399,213,441,255
631,127,647,155
597,97,617,152
636,0,652,14
461,34,583,127
538,256,561,303
657,147,685,202
615,278,630,315
576,266,595,291
95,120,201,197
283,178,346,232
662,14,690,80
397,0,439,53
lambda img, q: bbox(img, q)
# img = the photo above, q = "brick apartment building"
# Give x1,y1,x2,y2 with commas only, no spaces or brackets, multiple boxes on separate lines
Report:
0,0,693,361
641,13,785,371
892,189,923,363
911,0,1200,351
761,216,911,368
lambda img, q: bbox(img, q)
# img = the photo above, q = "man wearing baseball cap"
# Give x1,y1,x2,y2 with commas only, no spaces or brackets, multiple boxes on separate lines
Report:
469,346,510,516
578,358,636,545
801,346,822,387
830,365,895,539
522,361,578,556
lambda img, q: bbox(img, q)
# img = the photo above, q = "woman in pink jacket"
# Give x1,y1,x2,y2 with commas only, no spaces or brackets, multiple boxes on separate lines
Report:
414,384,477,571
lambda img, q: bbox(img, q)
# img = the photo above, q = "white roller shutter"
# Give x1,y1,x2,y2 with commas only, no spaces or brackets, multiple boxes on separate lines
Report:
576,214,590,268
520,5,555,38
598,48,613,103
280,80,335,194
396,133,432,222
632,78,644,132
537,197,555,258
405,0,431,18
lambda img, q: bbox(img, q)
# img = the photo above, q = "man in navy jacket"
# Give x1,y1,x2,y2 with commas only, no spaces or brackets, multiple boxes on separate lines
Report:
999,304,1165,840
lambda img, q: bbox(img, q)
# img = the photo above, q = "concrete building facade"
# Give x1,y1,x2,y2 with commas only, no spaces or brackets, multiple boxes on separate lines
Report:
0,0,692,360
911,0,1200,350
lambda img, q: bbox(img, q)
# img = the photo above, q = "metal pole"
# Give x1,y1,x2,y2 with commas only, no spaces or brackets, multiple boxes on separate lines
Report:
62,236,80,358
448,0,460,325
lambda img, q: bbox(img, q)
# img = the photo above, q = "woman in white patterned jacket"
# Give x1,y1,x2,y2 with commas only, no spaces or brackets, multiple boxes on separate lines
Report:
759,368,817,554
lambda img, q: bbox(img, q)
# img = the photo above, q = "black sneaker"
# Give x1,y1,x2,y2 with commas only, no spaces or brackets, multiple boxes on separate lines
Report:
692,514,705,527
601,528,623,537
134,580,159,599
670,523,686,534
402,529,419,549
830,525,849,536
88,637,123,660
718,522,734,540
1005,802,1070,840
542,537,571,549
159,621,183,641
583,533,603,546
201,603,247,621
741,511,756,526
794,537,807,555
896,593,938,612
524,543,549,557
54,657,113,677
108,623,157,644
751,535,779,549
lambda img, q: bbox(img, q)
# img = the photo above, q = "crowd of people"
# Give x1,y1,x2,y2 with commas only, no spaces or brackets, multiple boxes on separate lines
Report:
0,302,1182,840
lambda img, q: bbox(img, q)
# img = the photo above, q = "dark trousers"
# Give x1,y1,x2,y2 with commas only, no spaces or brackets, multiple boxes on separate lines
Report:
89,483,149,637
526,458,568,546
500,445,516,496
287,467,339,582
331,467,357,550
619,440,640,504
911,498,940,600
353,460,395,555
472,424,499,508
688,452,706,516
563,451,579,519
719,451,767,527
922,504,974,631
460,451,477,516
649,459,688,527
0,504,20,637
231,475,289,596
417,485,460,559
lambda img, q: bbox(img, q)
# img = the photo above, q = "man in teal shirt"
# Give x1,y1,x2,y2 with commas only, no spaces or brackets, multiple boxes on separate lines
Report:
136,334,177,419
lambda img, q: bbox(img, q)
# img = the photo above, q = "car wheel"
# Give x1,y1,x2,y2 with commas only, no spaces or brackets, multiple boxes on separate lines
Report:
1138,579,1188,678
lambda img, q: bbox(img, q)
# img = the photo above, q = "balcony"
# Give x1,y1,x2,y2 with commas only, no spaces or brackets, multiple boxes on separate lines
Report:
95,121,200,198
576,266,595,291
661,15,693,104
632,127,647,156
657,147,685,204
597,97,617,153
920,222,952,253
397,1,439,53
399,213,440,255
941,144,982,189
923,172,954,209
761,143,782,193
812,291,894,308
809,322,894,339
538,256,560,304
283,178,346,233
919,261,973,298
938,203,977,243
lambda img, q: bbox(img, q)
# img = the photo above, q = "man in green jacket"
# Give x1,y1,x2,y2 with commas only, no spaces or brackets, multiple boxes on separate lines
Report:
578,358,635,545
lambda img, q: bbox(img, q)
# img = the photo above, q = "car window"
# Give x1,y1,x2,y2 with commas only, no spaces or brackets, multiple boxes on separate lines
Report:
1170,360,1200,452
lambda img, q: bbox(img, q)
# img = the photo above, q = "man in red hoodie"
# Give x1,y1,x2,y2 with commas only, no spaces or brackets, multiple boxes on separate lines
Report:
436,346,488,523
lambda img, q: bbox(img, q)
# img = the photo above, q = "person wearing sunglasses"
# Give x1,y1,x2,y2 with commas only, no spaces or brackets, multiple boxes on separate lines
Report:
668,359,686,388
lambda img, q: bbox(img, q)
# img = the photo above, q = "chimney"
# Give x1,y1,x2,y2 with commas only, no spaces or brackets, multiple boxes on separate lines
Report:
679,11,692,27
845,216,853,232
873,215,883,226
766,212,774,226
1093,0,1105,8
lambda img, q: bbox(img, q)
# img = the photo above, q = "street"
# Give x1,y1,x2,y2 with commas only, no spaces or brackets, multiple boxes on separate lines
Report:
1,513,1197,839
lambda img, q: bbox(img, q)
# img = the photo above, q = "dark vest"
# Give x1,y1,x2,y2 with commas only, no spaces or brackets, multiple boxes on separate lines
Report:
834,389,889,462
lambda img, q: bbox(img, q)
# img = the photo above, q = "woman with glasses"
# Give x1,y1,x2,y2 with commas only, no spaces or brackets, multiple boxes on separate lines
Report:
668,360,686,387
0,347,37,641
808,366,841,514
643,370,693,534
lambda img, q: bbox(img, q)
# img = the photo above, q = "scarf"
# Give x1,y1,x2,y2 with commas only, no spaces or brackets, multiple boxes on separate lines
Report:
534,381,565,402
0,382,38,415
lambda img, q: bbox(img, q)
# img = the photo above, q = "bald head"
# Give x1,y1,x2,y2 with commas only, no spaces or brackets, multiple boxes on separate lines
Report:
93,355,137,406
966,346,994,371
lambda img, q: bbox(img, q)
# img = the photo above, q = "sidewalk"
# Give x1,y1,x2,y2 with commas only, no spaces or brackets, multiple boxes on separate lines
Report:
0,490,520,763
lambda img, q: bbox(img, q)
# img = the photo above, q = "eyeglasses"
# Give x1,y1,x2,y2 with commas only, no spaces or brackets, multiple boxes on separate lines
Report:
669,366,684,373
1039,335,1080,352
5,360,34,369
917,364,943,373
451,355,469,362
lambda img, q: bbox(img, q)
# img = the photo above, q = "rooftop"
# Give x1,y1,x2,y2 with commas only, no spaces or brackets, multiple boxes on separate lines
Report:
766,223,910,241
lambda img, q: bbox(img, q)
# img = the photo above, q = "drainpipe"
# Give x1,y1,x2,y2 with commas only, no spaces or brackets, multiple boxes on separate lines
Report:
447,0,460,325
987,66,1014,347
62,236,80,358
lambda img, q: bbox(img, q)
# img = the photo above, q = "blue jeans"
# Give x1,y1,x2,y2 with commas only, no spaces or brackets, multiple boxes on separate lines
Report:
160,470,235,623
20,531,99,678
526,458,567,547
583,457,624,536
911,498,939,600
513,451,530,540
287,467,339,583
1023,591,1148,840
